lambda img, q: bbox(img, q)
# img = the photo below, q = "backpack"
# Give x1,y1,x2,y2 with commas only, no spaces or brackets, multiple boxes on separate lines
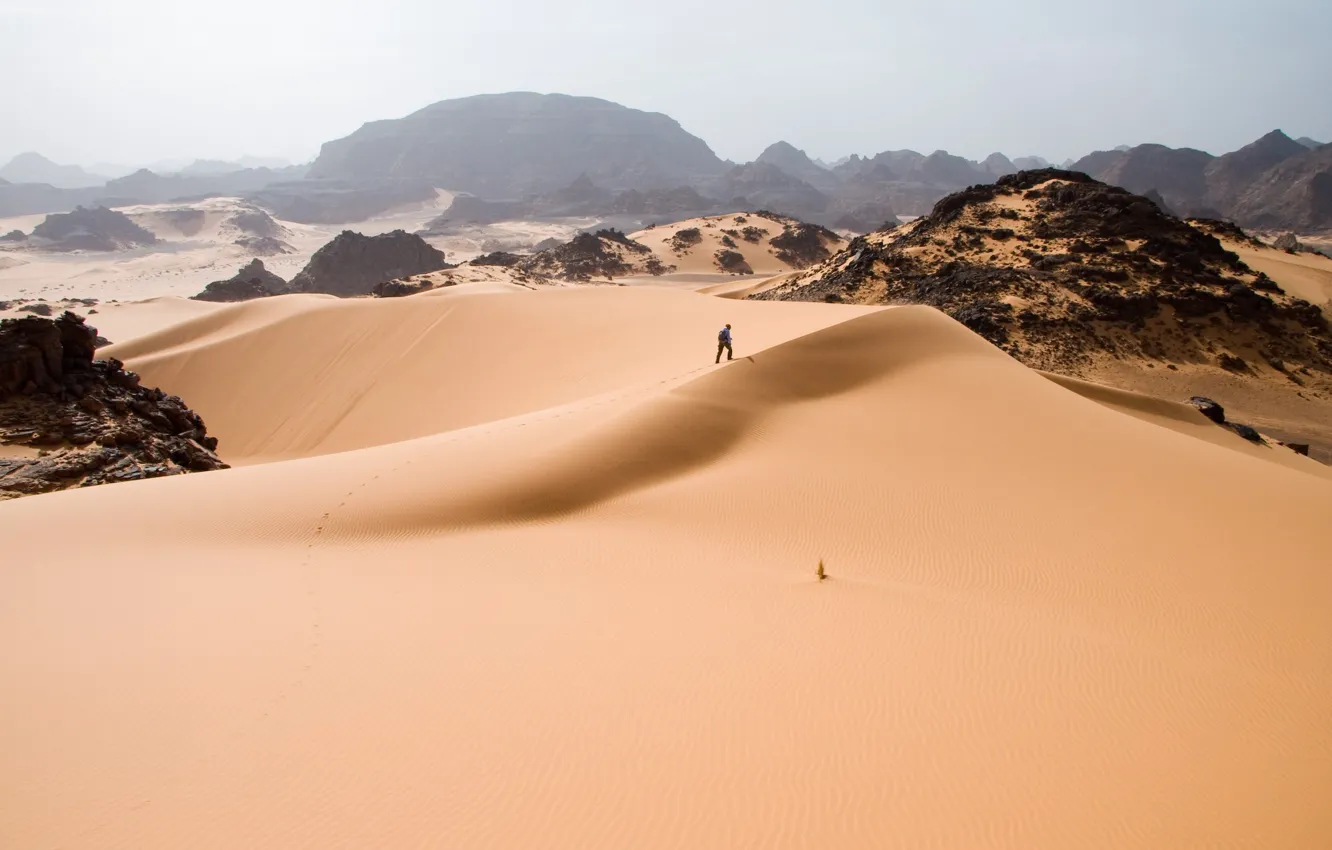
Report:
718,329,728,343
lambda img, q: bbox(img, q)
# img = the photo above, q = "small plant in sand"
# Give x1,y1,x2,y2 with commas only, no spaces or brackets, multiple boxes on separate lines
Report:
816,559,827,582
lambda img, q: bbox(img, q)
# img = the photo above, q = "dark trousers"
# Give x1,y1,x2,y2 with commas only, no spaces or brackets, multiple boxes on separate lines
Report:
716,341,732,363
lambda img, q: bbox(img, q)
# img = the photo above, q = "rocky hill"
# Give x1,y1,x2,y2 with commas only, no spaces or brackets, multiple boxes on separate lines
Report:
28,206,159,252
1203,130,1308,211
0,153,106,189
716,163,829,217
754,170,1332,390
0,312,226,500
631,212,847,276
288,230,452,296
1071,144,1215,218
754,142,841,192
518,230,672,281
308,93,728,197
1072,131,1330,231
1230,144,1332,232
192,259,288,302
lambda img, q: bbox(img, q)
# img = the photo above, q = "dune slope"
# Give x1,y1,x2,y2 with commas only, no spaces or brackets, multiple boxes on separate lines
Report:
3,292,1332,849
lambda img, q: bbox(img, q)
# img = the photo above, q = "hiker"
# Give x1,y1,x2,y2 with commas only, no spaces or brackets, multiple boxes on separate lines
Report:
716,323,733,363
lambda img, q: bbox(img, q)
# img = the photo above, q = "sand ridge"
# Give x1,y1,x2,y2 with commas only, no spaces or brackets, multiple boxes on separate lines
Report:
3,288,1332,847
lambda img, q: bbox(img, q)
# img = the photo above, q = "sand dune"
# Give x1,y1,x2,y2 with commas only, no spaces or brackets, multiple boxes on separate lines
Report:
4,288,1332,848
1228,239,1332,315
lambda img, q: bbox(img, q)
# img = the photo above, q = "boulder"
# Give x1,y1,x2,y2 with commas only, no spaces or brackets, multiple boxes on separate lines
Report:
1273,232,1301,252
1186,396,1226,424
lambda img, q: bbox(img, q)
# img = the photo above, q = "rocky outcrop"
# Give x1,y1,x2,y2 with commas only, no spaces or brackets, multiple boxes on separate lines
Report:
308,93,727,196
289,230,450,296
1273,233,1302,253
0,312,227,500
373,278,436,298
29,206,158,252
769,220,841,268
520,229,668,281
1,229,26,242
192,259,288,302
471,251,523,267
755,170,1332,384
234,235,295,256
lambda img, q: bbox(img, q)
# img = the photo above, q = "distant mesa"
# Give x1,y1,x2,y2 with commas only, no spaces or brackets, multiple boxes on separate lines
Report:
1,229,27,243
29,206,158,252
755,169,1331,394
288,230,451,296
192,259,288,302
308,92,728,197
0,152,107,189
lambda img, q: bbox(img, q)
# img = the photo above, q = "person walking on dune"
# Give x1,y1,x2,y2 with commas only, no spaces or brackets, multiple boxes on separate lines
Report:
716,323,733,364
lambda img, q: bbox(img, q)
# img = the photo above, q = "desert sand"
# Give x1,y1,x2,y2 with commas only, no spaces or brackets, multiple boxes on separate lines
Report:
3,282,1332,848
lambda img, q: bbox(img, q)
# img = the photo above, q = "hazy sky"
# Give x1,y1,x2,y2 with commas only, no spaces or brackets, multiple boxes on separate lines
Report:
3,0,1330,170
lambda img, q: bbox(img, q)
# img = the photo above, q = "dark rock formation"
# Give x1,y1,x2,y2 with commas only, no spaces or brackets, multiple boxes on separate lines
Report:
234,235,295,256
669,228,703,252
289,230,450,296
29,206,158,252
520,229,662,281
192,259,287,302
471,252,523,267
0,312,226,500
1,229,26,242
714,249,752,275
769,220,843,268
1187,396,1226,424
308,93,727,197
1273,233,1302,252
373,278,436,298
